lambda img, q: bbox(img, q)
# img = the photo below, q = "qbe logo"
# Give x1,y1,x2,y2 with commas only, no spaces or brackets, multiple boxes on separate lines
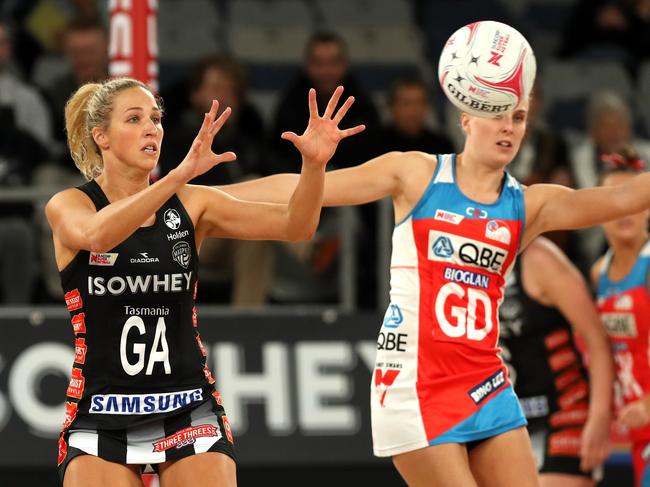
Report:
428,231,508,273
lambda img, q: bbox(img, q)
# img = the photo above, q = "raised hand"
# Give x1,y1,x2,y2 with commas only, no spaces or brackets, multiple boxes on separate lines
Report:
281,86,365,168
176,100,237,182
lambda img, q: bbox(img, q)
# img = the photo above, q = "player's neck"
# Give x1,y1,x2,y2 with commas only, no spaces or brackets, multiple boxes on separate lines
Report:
456,152,504,202
609,233,649,265
95,165,151,202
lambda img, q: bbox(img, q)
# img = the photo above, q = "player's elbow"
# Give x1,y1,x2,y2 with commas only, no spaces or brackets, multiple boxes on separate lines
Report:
286,225,316,242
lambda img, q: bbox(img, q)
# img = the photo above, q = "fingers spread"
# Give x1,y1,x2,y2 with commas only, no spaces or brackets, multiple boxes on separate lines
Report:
281,131,299,144
308,88,318,119
209,107,232,137
340,124,366,139
333,95,355,124
324,85,344,119
218,151,237,163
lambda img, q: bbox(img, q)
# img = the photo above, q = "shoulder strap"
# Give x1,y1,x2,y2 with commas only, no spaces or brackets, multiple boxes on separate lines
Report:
76,180,110,211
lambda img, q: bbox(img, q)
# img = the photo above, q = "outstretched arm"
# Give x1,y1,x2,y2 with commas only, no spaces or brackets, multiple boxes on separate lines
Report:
524,173,650,244
523,238,613,471
219,150,408,207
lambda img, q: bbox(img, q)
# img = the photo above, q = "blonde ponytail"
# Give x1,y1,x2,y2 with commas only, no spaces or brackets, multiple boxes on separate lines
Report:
64,78,153,180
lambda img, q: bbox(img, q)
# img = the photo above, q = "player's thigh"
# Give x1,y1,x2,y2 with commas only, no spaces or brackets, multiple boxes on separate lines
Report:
63,454,143,487
393,443,479,487
468,427,539,487
158,451,236,487
540,473,594,487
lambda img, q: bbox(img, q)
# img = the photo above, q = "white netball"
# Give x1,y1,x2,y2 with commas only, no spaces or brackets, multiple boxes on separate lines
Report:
438,21,537,117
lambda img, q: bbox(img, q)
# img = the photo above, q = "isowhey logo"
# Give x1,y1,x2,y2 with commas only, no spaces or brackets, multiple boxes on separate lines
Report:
164,208,181,230
172,241,191,269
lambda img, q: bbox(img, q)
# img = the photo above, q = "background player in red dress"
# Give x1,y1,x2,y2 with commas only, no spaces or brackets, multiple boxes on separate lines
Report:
592,151,650,487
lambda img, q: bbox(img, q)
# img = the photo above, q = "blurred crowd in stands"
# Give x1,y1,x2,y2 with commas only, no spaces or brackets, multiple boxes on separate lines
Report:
0,0,649,308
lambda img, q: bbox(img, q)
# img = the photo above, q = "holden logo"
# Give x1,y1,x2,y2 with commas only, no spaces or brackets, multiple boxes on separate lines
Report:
172,241,191,269
164,209,181,230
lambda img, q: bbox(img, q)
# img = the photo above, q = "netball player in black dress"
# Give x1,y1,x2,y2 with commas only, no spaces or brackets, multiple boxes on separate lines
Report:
45,78,363,487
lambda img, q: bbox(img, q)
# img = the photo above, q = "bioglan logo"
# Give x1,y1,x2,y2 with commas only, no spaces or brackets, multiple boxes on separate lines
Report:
130,252,160,264
89,252,118,266
443,267,490,289
164,208,181,230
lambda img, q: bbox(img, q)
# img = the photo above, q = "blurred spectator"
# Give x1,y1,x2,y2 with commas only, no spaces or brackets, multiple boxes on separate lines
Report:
370,76,454,156
270,31,380,172
508,82,577,264
0,19,52,303
508,82,571,186
569,91,650,269
0,20,52,184
558,0,650,70
37,16,107,300
159,54,265,184
270,32,380,308
569,91,650,189
43,16,109,163
158,54,272,306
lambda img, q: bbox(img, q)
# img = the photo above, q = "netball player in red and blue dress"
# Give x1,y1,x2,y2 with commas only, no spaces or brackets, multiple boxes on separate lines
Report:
592,155,650,487
224,96,650,485
46,79,363,487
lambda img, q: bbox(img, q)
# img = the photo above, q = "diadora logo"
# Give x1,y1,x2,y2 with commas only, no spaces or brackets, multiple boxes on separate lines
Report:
164,208,181,230
383,304,404,329
434,209,463,225
89,252,118,266
130,252,160,264
466,207,488,219
432,236,454,258
428,231,509,273
485,220,511,244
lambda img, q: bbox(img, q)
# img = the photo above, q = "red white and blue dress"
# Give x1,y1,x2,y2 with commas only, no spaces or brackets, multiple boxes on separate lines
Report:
596,242,650,487
372,153,527,456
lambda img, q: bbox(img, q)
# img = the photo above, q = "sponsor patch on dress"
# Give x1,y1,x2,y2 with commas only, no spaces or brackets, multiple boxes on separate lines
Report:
468,369,505,405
